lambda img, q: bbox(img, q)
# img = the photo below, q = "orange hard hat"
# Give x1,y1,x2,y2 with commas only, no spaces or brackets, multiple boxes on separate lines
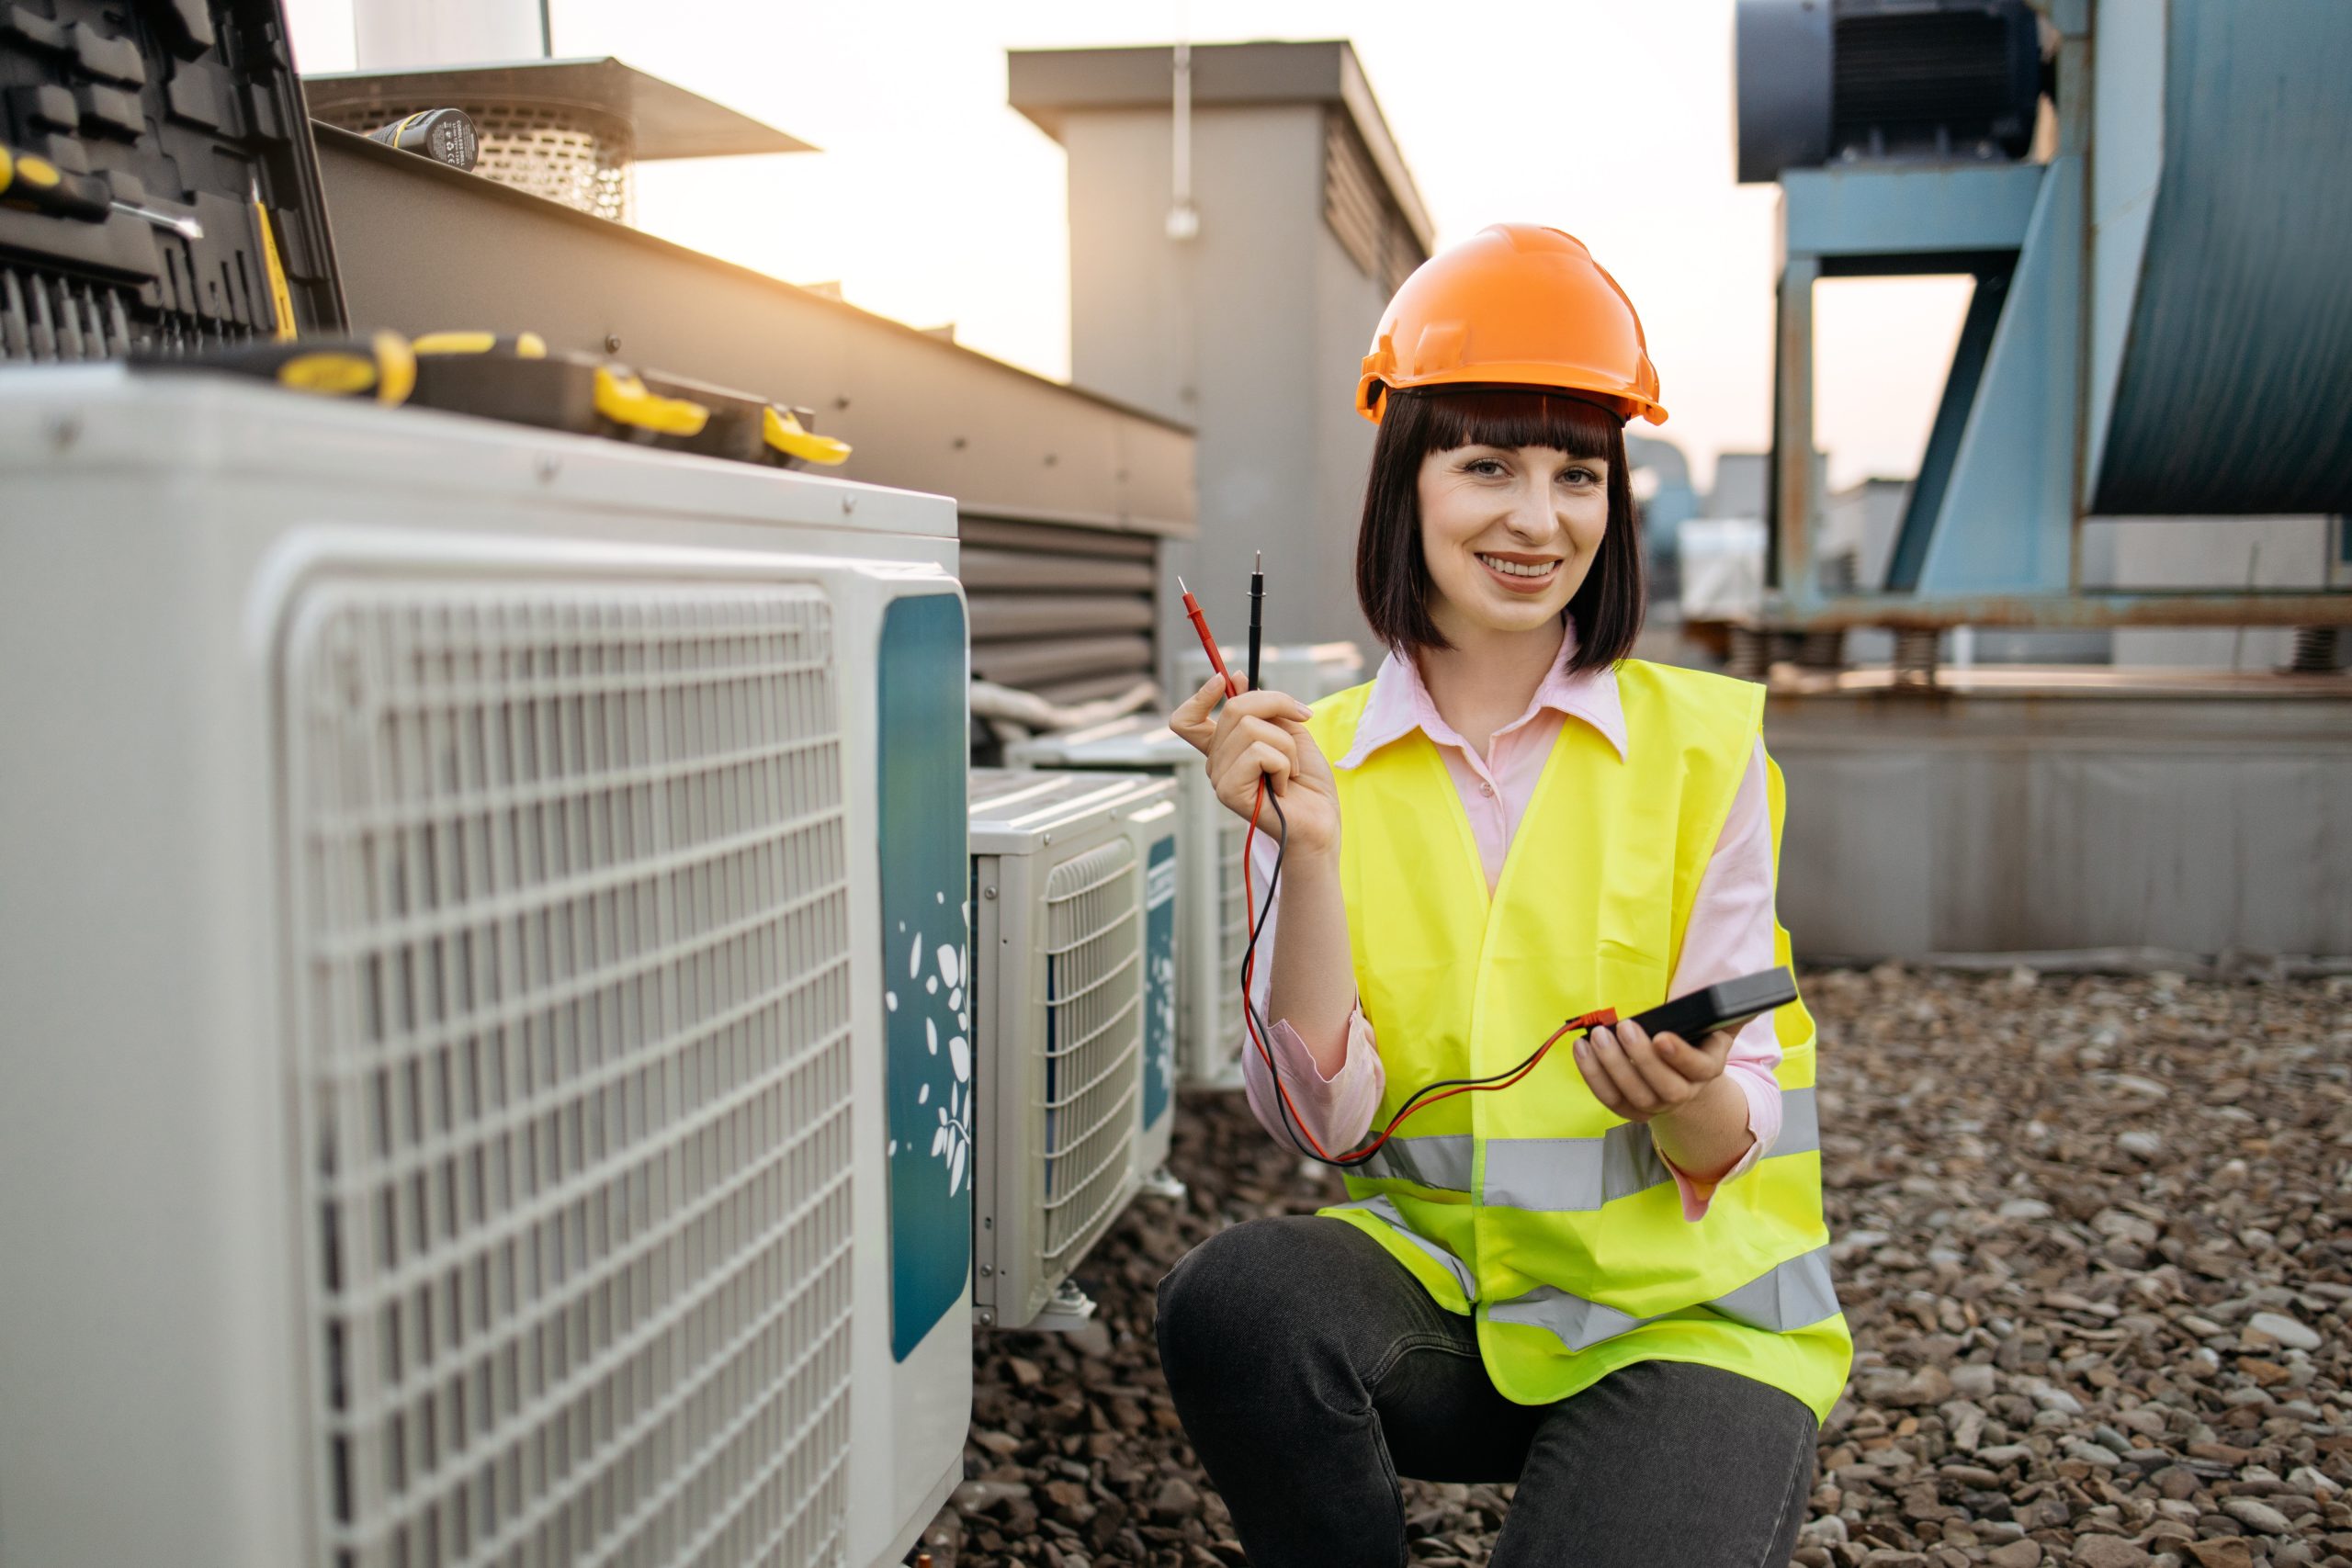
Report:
1355,223,1668,426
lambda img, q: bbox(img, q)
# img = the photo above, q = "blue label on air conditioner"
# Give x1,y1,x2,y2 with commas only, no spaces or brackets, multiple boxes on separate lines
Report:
877,592,970,1362
1143,833,1178,1131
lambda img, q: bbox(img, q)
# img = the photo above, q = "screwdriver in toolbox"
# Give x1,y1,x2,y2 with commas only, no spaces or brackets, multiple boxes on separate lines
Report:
250,174,296,340
1,144,204,241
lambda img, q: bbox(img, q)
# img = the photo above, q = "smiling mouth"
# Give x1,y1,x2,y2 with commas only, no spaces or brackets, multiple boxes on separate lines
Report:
1476,552,1561,584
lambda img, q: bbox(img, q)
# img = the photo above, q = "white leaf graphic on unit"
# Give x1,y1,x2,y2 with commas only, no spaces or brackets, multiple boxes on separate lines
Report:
947,1138,967,1196
931,1125,949,1156
909,933,922,978
919,1083,929,1104
885,991,899,1012
950,1034,969,1082
926,1018,939,1055
937,943,961,987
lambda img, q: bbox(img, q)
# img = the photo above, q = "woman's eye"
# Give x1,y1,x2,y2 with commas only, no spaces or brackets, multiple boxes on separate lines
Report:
1465,458,1507,476
1559,467,1599,486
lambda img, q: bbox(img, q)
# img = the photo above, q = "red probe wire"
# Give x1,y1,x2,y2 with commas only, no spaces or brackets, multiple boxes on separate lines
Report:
1178,578,1615,1168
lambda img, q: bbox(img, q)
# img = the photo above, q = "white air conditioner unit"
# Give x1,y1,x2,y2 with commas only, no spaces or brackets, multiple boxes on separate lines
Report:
1114,786,1182,1196
1176,639,1364,705
966,767,1170,1330
0,370,969,1568
1007,719,1254,1092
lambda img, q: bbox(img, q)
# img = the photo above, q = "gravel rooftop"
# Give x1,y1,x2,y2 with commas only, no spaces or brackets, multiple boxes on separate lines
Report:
910,965,2352,1568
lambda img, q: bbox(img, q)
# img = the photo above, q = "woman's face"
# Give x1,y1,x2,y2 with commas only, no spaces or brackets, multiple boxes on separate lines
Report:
1416,442,1610,641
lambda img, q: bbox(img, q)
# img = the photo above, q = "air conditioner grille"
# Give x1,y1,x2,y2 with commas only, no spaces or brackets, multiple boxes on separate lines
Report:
284,585,856,1568
1038,838,1141,1269
1216,813,1250,1077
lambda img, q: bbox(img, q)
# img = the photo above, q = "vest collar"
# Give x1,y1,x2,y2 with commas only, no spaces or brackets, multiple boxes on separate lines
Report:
1335,625,1628,771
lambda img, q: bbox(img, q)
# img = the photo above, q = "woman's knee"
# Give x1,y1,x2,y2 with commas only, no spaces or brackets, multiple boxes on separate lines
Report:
1154,1216,1350,1383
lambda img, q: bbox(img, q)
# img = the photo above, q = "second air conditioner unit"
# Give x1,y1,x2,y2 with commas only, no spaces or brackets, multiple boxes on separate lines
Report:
967,768,1172,1329
1007,720,1252,1092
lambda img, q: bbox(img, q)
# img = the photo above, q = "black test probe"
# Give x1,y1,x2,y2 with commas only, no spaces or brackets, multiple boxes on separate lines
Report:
1247,551,1264,694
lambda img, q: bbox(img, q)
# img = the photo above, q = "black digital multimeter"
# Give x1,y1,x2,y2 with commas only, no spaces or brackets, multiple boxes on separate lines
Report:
1623,966,1798,1043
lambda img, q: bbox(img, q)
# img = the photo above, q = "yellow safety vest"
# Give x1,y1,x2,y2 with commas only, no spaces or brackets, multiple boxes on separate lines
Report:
1306,660,1852,1421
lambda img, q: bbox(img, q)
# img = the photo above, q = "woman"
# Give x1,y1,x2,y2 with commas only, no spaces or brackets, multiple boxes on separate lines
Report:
1161,225,1849,1567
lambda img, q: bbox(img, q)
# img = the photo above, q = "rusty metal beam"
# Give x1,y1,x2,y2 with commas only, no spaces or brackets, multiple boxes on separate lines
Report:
1774,590,2352,631
1770,255,1820,594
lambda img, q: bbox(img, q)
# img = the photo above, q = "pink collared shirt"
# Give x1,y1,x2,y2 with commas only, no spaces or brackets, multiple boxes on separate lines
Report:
1240,636,1785,1222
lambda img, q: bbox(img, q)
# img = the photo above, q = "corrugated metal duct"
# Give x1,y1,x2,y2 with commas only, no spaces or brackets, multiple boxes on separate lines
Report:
961,517,1159,705
2094,0,2352,515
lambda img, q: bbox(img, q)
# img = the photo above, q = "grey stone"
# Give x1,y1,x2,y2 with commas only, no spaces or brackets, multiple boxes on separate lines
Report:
2245,1311,2321,1351
2072,1539,2151,1568
2219,1497,2292,1536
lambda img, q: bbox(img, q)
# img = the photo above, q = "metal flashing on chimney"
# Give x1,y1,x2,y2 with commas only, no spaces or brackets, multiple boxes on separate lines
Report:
305,57,814,220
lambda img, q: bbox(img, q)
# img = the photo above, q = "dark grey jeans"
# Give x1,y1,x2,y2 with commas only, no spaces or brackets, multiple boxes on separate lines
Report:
1155,1215,1819,1568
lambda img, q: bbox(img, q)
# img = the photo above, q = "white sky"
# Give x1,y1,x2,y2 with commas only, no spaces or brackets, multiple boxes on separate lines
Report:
286,0,1970,493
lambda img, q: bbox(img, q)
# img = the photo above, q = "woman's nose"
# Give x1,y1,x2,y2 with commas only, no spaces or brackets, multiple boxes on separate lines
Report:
1500,484,1555,542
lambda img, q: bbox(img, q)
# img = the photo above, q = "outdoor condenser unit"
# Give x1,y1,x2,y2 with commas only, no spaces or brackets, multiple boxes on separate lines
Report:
1115,786,1182,1197
1006,719,1250,1093
0,370,971,1568
966,768,1171,1330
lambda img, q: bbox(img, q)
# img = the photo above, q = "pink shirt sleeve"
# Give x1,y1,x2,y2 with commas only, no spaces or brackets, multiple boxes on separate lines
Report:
1237,825,1385,1156
1657,737,1786,1221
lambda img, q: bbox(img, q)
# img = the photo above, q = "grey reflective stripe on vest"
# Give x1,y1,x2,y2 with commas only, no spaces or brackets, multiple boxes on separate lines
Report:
1777,1084,1821,1158
1487,1245,1840,1352
1374,1087,1823,1213
1357,1134,1474,1190
1329,1194,1477,1302
1479,1125,1670,1212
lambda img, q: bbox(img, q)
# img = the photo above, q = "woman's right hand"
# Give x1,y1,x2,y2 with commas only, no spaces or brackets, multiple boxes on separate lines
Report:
1169,675,1341,859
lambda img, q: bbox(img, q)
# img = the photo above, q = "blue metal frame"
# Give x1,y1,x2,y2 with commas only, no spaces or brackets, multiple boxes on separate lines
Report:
1761,1,2351,631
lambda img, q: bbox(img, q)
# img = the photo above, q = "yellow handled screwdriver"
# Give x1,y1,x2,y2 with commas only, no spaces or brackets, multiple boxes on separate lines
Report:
250,174,295,340
1,143,203,240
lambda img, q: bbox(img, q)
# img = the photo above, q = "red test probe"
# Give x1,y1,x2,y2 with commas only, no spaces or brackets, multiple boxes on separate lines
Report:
1178,576,1238,698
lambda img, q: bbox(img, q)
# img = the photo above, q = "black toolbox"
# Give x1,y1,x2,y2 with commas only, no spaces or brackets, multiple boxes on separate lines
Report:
0,0,342,360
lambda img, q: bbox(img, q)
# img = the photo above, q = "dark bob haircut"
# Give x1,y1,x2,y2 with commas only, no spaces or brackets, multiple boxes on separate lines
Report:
1355,386,1645,673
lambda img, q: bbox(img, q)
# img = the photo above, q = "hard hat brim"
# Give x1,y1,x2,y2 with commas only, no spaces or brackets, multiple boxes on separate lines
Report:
1356,366,1669,428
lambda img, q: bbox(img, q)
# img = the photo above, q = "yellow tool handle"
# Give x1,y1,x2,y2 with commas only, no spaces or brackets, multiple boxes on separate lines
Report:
141,331,416,404
593,367,710,436
250,175,297,342
763,406,853,466
412,330,548,357
1,144,109,220
266,331,416,404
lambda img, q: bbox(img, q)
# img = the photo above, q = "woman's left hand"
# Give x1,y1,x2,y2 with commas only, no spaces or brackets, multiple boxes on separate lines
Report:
1574,1019,1736,1125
